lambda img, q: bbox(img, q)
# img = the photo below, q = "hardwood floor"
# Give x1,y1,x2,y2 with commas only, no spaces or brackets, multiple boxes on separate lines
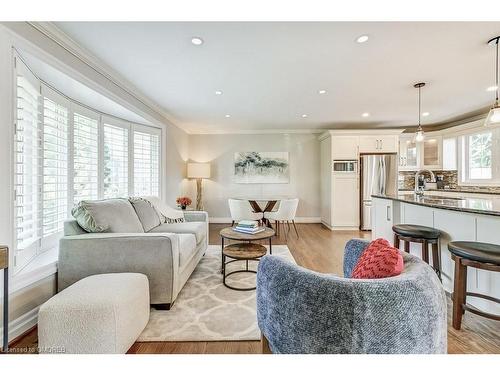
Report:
9,223,500,354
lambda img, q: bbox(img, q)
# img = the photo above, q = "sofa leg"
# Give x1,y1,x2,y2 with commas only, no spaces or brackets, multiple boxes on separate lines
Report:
152,303,174,311
261,333,272,354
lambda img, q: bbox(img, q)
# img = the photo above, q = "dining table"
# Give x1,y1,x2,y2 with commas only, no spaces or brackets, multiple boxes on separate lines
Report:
232,197,289,228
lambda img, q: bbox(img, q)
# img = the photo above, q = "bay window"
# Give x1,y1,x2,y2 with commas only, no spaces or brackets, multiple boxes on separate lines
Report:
13,57,162,272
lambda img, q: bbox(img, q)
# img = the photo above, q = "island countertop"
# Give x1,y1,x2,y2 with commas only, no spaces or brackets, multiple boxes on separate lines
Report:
372,193,500,217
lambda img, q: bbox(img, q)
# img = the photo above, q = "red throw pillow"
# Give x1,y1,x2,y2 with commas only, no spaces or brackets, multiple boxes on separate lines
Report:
351,238,404,279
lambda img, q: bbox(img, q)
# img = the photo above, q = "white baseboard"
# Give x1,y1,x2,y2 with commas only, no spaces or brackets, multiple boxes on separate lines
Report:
0,306,39,348
209,217,321,224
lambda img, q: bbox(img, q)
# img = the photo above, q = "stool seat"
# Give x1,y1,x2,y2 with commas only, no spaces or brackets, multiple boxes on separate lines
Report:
392,224,440,240
448,241,500,266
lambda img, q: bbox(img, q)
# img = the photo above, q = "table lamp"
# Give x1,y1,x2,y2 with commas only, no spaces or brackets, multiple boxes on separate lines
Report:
187,163,211,210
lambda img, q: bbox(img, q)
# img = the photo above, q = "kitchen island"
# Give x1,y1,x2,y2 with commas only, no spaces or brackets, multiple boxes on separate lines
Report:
372,192,500,316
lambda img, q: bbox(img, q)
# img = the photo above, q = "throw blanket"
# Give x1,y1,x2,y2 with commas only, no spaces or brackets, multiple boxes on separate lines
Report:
141,196,185,222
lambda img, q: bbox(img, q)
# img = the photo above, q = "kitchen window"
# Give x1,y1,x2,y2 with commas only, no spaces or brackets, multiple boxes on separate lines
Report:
459,128,500,185
13,56,162,273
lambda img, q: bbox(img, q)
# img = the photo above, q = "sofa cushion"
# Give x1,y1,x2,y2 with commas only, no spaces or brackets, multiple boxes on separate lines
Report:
72,199,144,233
351,238,404,279
177,234,198,269
129,197,162,232
148,222,206,244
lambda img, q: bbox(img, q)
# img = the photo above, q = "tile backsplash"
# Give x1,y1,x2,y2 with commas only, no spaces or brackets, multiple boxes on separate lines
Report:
398,170,500,193
399,170,458,190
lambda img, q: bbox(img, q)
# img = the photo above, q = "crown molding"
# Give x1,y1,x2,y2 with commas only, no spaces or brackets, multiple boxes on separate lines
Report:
188,128,324,135
27,22,182,130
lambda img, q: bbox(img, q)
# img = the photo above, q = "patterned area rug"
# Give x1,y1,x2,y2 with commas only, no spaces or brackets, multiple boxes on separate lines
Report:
137,244,295,342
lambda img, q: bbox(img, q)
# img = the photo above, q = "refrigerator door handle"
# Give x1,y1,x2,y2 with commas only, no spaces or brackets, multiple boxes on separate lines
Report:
386,205,391,221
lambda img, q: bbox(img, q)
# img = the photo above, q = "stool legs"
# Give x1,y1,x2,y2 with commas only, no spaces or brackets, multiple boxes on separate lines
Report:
452,256,467,330
421,240,429,263
393,234,399,249
404,241,410,253
432,242,442,281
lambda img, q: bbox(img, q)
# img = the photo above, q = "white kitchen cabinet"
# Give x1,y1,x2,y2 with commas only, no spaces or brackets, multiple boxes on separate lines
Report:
442,137,457,170
372,198,394,241
359,135,398,153
398,137,418,170
332,175,359,228
331,136,359,159
421,135,443,170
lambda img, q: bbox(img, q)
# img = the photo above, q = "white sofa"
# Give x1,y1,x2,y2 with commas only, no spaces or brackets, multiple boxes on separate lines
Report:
58,198,208,309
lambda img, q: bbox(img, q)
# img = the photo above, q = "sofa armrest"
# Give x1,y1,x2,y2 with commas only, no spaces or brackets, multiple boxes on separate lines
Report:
183,211,208,223
58,233,180,303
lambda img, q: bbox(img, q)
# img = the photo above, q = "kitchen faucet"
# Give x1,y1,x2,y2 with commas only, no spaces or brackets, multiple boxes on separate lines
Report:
414,169,435,196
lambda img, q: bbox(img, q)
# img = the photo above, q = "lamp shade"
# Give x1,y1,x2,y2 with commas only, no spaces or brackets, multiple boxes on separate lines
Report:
485,105,500,127
187,163,211,179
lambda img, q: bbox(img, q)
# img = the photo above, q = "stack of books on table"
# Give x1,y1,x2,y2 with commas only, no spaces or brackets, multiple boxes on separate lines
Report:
233,220,265,235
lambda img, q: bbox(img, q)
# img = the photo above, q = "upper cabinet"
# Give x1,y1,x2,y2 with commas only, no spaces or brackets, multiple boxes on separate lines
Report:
398,133,446,171
399,136,418,170
358,135,398,153
331,136,359,159
421,135,442,170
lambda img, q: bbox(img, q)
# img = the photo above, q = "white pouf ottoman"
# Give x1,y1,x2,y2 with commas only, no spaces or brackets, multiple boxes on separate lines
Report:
38,273,149,354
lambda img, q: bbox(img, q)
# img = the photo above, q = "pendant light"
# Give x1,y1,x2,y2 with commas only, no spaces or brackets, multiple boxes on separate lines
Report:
414,82,426,142
485,36,500,127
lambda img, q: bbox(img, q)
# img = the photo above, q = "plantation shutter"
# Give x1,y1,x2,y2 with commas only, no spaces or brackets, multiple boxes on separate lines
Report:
103,121,129,198
133,127,160,197
73,108,99,203
14,59,42,268
42,88,69,238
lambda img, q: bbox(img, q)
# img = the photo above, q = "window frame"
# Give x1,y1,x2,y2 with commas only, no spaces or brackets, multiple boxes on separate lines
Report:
458,127,500,186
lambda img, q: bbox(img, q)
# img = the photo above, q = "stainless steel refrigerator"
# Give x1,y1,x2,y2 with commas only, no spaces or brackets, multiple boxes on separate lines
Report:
360,154,398,230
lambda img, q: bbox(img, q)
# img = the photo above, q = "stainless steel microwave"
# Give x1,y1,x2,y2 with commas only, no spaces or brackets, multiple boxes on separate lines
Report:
333,160,358,173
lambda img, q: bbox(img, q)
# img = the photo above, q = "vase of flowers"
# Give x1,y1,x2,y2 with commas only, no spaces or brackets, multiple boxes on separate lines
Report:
176,196,192,210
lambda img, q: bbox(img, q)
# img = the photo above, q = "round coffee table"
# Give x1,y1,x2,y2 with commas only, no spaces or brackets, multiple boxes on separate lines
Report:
222,243,267,291
219,227,275,287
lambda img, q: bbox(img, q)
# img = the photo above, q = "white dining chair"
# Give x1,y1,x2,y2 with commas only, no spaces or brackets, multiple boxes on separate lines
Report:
264,198,299,238
228,199,262,225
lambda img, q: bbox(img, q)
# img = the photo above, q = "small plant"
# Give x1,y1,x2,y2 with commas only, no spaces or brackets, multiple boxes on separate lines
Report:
176,196,192,210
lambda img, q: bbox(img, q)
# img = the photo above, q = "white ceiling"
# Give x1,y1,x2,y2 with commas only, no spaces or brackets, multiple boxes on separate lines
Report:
54,22,500,133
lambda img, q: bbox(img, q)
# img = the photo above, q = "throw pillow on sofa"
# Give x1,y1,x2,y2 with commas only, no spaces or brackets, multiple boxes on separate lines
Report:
72,198,145,233
351,238,404,279
129,197,162,232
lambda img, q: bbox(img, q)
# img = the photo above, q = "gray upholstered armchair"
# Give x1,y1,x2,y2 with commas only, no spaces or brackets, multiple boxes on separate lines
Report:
256,238,447,354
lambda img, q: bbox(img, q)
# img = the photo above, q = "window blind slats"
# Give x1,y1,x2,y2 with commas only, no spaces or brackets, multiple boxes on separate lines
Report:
15,73,41,252
103,124,129,198
73,112,99,203
133,131,160,197
42,97,68,237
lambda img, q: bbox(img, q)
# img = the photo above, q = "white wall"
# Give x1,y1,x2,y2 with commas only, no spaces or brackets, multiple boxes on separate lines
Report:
187,133,321,221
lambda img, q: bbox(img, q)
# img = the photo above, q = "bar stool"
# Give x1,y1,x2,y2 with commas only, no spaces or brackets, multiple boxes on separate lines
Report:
448,241,500,330
392,224,442,280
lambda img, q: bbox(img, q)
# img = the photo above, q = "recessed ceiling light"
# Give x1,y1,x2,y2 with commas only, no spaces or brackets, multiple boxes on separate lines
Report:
318,89,327,94
225,114,231,118
191,37,203,45
487,86,498,92
361,112,370,117
422,112,430,117
301,114,308,118
215,90,223,95
356,35,369,43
